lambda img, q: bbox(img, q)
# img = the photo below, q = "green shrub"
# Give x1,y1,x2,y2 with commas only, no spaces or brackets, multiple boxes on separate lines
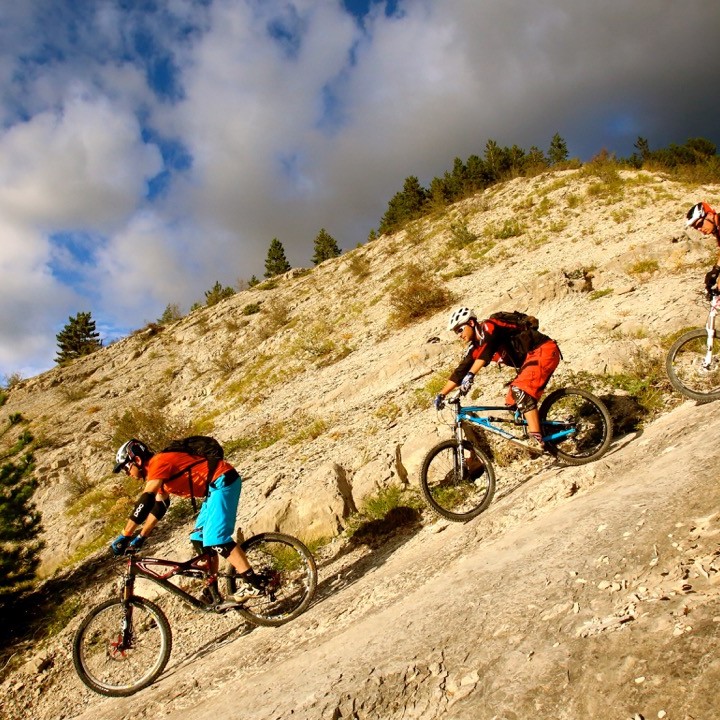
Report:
346,252,371,280
225,421,287,454
487,219,524,239
589,288,614,300
627,258,659,275
242,302,261,315
387,264,454,327
447,221,478,250
288,416,328,446
109,399,196,452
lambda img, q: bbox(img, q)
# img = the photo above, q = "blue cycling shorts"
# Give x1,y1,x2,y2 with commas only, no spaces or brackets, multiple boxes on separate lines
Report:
189,472,242,547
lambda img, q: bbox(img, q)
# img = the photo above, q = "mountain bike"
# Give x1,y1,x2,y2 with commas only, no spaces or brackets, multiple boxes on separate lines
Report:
419,387,613,522
72,532,317,697
665,292,720,402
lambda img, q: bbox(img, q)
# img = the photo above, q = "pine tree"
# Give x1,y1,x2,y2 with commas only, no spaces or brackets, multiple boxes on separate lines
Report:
204,281,235,307
0,419,43,603
312,229,341,265
55,311,102,365
158,303,183,324
378,176,429,235
264,238,291,278
548,133,569,166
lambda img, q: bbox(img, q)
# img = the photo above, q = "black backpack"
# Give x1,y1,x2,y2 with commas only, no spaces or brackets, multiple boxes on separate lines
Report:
487,311,539,331
486,311,547,367
160,436,225,511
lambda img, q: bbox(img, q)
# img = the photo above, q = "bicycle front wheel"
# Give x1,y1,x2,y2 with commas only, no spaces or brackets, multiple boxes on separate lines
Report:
225,532,317,627
419,439,496,522
72,597,171,697
666,328,720,402
539,387,612,465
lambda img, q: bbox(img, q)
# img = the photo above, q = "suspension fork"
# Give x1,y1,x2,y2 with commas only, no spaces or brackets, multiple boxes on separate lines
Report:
704,304,718,369
119,559,138,648
453,415,466,474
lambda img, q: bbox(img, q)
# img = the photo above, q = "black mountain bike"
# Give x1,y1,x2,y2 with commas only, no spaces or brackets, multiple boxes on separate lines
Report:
72,532,317,697
666,292,720,402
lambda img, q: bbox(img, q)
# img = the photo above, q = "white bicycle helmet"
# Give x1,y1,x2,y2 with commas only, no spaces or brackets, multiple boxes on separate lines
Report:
686,202,707,228
113,439,153,473
447,306,476,332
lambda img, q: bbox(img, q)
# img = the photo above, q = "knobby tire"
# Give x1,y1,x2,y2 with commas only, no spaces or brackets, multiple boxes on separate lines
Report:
225,532,317,627
419,439,496,522
72,596,171,697
665,328,720,402
539,387,612,465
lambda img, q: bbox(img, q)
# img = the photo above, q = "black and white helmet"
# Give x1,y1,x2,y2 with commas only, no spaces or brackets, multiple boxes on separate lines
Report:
447,306,476,332
113,439,153,473
686,202,707,228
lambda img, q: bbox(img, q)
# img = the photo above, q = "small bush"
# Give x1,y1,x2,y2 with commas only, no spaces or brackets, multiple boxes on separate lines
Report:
225,421,286,454
447,221,478,250
109,399,196,452
259,299,291,339
65,472,96,505
589,288,614,301
288,416,328,446
627,258,659,275
487,219,524,239
387,264,454,327
243,303,261,316
346,252,371,280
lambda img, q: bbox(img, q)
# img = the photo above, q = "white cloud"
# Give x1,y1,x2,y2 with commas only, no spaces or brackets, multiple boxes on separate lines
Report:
0,0,719,378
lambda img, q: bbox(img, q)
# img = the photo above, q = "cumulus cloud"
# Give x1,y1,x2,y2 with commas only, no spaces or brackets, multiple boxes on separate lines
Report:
0,0,718,378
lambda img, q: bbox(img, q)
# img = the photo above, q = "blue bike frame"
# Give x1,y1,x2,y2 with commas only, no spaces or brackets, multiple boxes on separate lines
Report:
455,403,577,445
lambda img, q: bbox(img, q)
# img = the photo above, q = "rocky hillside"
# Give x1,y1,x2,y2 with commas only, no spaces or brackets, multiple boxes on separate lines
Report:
1,166,719,719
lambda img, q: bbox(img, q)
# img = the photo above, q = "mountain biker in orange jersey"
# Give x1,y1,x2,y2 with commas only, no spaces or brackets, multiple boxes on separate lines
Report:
108,439,264,604
435,308,561,453
686,202,720,296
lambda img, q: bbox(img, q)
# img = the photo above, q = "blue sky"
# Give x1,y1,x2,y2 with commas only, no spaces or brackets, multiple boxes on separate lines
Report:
0,0,719,379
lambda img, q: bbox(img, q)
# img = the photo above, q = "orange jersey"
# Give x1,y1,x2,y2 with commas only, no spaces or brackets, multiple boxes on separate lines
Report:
146,451,235,499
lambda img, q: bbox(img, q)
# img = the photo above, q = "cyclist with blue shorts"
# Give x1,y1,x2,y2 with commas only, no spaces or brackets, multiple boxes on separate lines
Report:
109,439,264,603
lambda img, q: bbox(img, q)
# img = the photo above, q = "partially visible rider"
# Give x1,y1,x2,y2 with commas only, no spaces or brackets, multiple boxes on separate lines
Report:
108,438,265,604
686,201,720,297
434,307,561,453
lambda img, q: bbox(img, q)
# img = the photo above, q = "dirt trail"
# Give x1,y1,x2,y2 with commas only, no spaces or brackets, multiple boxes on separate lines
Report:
59,398,720,720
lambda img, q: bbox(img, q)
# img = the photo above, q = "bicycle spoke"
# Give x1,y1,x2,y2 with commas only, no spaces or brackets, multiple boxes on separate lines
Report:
667,330,720,400
420,440,495,521
229,534,317,626
73,598,171,696
540,388,611,465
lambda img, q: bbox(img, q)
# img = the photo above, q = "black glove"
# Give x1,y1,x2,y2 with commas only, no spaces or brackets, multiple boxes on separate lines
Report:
705,265,720,294
433,393,445,411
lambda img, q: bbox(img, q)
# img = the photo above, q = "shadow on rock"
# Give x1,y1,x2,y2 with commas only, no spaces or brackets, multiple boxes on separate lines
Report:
313,506,423,603
600,393,649,436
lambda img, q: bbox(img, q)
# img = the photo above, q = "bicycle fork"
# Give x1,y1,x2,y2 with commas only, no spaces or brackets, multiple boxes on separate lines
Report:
116,569,137,652
704,315,717,370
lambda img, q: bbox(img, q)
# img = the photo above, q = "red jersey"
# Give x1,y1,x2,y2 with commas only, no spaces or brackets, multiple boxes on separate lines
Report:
146,451,235,498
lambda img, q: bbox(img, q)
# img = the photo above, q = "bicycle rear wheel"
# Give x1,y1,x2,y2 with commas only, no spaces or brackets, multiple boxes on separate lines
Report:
225,532,317,627
665,328,720,402
419,438,496,522
539,387,612,465
72,597,171,697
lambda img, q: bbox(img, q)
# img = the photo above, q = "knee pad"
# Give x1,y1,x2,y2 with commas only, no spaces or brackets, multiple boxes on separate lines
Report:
150,498,170,521
510,386,537,413
208,540,236,558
